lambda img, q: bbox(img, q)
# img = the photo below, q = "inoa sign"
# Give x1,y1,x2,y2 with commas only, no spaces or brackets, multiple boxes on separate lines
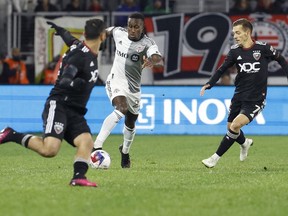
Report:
0,86,287,135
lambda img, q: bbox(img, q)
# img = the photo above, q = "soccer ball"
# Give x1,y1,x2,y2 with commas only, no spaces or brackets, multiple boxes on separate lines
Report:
90,150,111,169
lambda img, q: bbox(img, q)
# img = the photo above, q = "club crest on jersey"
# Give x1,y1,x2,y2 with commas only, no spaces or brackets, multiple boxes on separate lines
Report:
131,54,140,62
136,45,145,53
253,50,261,61
54,122,64,134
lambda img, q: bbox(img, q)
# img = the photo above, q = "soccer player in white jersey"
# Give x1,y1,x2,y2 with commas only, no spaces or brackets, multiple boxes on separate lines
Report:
93,12,163,168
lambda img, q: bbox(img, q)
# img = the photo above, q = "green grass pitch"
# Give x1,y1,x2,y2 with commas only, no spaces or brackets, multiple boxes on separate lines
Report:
0,135,288,216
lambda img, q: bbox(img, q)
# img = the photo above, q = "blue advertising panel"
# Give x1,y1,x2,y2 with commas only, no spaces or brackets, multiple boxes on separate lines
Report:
0,85,288,135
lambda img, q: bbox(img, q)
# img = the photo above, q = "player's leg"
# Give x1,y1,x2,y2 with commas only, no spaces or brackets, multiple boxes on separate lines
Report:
0,100,64,157
66,112,97,187
202,99,246,168
0,127,62,157
122,111,137,154
70,132,97,187
118,91,140,168
93,96,127,151
118,111,138,168
237,100,265,161
202,114,249,168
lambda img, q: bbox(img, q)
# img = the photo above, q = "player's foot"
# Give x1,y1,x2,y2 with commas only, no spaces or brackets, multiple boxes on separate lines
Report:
119,145,130,168
0,127,15,144
240,138,253,161
69,178,97,187
202,155,220,168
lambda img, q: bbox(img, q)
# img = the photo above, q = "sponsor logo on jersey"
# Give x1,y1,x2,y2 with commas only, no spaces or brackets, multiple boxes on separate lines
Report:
131,54,140,62
116,50,128,58
253,50,261,61
54,122,64,134
238,62,260,73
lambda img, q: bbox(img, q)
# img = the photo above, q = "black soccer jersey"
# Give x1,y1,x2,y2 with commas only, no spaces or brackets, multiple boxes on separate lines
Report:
208,41,284,101
48,41,99,114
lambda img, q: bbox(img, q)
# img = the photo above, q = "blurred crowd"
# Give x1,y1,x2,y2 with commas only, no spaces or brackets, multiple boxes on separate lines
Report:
8,0,174,14
230,0,288,14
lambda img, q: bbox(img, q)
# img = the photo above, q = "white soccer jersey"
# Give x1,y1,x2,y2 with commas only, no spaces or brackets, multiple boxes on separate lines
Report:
108,26,161,93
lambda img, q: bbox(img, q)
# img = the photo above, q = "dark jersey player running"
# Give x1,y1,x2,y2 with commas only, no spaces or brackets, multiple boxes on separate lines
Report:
0,19,107,187
200,18,288,168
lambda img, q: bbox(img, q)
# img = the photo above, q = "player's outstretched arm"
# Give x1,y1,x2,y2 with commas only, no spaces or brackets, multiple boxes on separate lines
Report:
46,21,78,46
275,54,288,80
200,84,211,96
142,54,163,70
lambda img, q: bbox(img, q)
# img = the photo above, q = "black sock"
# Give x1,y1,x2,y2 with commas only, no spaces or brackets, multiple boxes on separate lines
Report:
216,129,238,156
236,129,245,145
73,161,88,179
11,130,32,147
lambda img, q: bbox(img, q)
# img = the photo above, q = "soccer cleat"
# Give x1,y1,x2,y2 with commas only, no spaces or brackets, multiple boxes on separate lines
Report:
240,138,253,161
0,127,15,144
69,178,97,187
202,156,219,168
119,145,130,168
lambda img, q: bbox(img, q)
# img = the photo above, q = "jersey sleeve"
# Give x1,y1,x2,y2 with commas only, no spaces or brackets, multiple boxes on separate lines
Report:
207,50,235,87
265,43,280,59
264,43,288,78
146,43,162,58
66,51,84,73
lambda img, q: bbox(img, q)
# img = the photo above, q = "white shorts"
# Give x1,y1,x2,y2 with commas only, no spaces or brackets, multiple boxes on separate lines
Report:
105,73,141,115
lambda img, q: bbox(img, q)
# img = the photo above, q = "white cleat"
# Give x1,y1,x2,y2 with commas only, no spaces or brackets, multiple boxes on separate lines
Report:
202,156,219,168
240,138,253,161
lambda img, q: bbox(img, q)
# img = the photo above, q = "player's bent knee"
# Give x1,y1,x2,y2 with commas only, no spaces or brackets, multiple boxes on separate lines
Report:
230,122,242,131
40,149,58,158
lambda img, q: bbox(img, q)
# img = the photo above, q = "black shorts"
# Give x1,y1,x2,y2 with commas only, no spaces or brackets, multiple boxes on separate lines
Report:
42,100,91,146
228,98,266,123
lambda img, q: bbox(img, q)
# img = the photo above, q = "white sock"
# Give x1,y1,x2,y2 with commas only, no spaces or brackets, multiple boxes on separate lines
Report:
122,125,136,154
211,153,220,161
94,110,124,149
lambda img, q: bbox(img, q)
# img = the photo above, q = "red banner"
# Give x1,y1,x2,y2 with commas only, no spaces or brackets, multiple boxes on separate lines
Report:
144,13,288,80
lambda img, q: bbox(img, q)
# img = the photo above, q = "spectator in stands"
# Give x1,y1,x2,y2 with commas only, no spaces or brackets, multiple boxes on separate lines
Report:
272,0,288,13
255,0,283,13
65,0,84,11
115,0,140,27
3,48,30,84
39,55,60,84
88,0,103,11
0,52,9,84
230,0,253,14
144,0,167,13
34,0,58,12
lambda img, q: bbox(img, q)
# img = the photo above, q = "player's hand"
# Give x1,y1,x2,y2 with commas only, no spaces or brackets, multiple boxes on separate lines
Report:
142,56,153,70
46,21,63,35
200,84,211,96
